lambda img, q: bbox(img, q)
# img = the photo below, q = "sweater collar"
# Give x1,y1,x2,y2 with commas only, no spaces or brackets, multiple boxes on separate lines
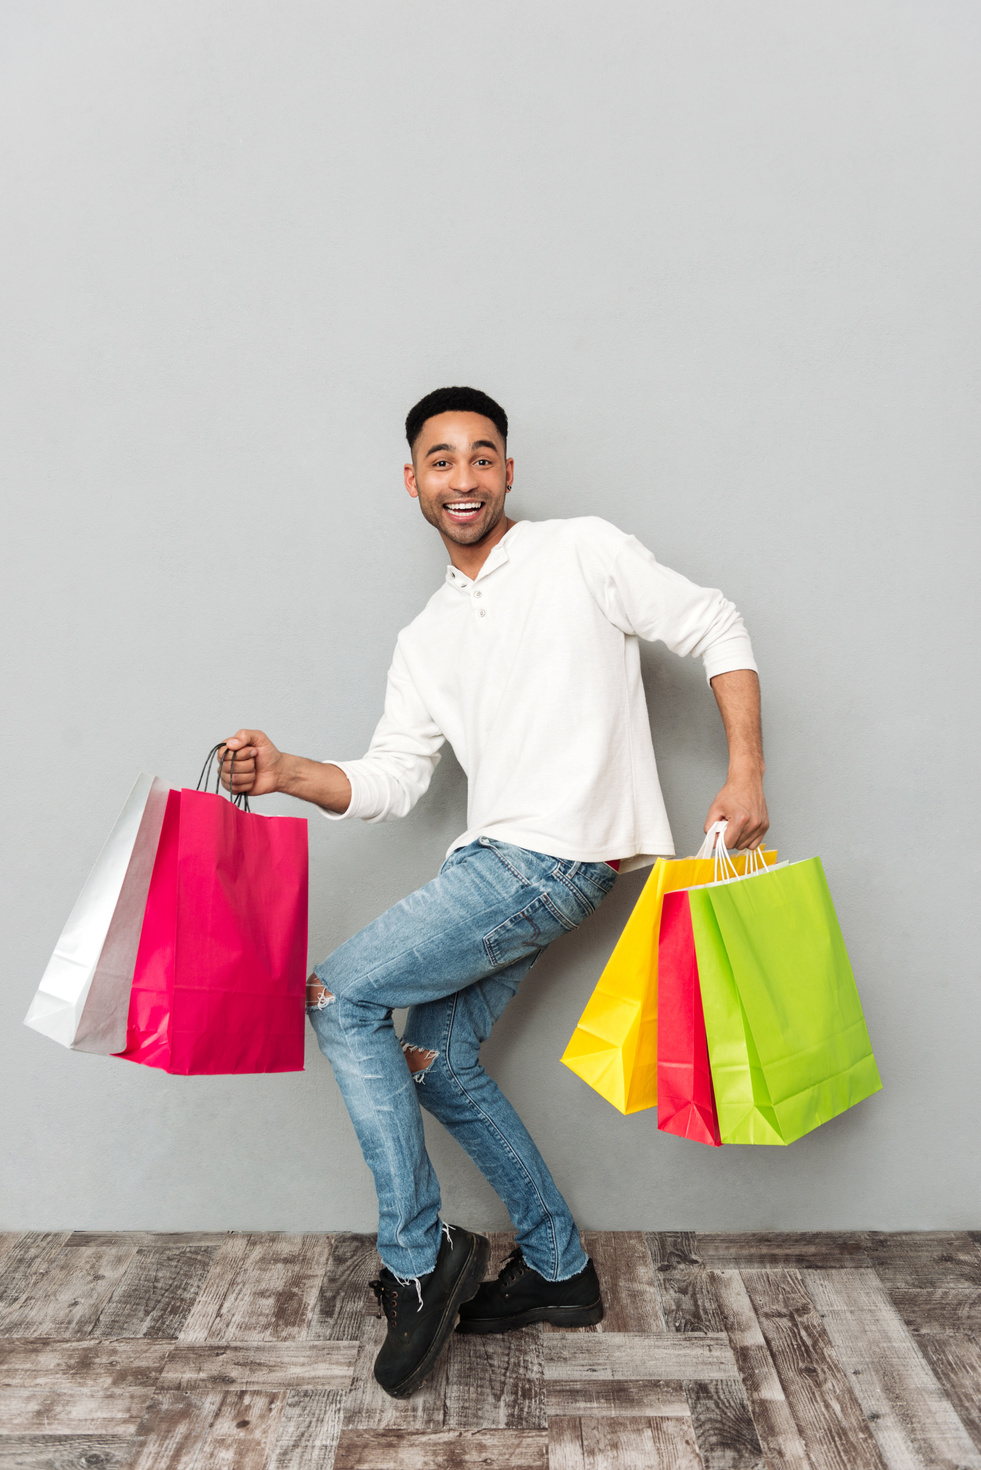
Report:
444,521,524,590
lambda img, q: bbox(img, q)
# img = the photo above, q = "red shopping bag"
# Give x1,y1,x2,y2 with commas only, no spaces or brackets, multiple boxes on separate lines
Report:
117,787,308,1074
656,890,722,1147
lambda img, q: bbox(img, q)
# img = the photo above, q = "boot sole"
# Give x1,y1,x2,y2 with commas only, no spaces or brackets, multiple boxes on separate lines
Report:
456,1298,604,1334
384,1232,492,1398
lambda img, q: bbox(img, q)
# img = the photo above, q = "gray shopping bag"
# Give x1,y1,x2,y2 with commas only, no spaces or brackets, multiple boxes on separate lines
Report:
24,773,168,1054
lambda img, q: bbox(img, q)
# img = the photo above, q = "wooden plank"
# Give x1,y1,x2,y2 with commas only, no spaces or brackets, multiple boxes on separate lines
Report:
179,1234,332,1343
577,1231,665,1333
65,1232,222,1249
0,1235,70,1323
339,1308,450,1431
308,1234,378,1342
709,1269,811,1470
648,1243,767,1469
0,1338,173,1388
648,1233,725,1334
545,1378,689,1417
694,1234,872,1270
548,1415,702,1470
0,1387,153,1434
742,1268,887,1470
177,1235,252,1343
94,1237,223,1338
647,1231,703,1272
548,1418,588,1470
0,1238,23,1276
158,1341,357,1391
886,1286,981,1336
267,1388,345,1470
911,1331,981,1454
128,1388,222,1470
0,1246,138,1338
443,1325,545,1429
804,1268,981,1469
684,1379,766,1470
333,1428,547,1469
543,1330,738,1380
128,1387,284,1470
189,1388,285,1470
862,1233,981,1289
0,1436,139,1469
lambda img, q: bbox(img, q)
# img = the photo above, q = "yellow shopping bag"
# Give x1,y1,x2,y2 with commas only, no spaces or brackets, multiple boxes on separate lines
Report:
561,824,777,1114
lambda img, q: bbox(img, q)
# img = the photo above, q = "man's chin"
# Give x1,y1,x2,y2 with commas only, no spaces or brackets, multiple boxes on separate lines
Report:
436,508,506,545
441,520,492,545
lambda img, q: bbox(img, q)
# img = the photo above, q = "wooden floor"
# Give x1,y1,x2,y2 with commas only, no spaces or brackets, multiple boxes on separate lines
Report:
0,1231,979,1468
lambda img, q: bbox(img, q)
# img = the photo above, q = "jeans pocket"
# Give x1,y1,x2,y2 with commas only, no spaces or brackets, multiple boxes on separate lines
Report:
478,836,535,887
484,892,576,968
546,860,616,926
569,861,618,907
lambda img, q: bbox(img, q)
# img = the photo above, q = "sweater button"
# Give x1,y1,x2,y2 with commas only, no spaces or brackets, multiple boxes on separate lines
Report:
479,609,486,617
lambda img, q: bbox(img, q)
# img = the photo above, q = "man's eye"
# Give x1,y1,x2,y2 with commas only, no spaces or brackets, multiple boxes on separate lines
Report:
476,459,491,466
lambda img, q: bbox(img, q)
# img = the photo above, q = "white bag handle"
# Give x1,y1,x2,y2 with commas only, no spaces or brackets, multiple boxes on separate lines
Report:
695,819,767,882
695,820,729,860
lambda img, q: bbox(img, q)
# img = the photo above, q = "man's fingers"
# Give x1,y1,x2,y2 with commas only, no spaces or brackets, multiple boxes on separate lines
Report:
218,757,256,791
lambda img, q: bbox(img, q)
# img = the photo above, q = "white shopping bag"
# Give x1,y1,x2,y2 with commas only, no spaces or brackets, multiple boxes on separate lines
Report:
24,773,168,1054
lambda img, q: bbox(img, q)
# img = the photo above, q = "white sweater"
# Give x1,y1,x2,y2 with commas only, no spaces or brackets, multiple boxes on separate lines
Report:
324,517,757,871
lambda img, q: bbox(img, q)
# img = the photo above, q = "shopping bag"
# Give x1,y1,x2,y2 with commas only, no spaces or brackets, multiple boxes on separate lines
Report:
118,783,308,1075
689,855,882,1144
656,889,722,1146
561,824,777,1114
24,773,170,1054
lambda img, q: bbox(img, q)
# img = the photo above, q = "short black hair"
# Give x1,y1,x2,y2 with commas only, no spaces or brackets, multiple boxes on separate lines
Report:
405,386,508,452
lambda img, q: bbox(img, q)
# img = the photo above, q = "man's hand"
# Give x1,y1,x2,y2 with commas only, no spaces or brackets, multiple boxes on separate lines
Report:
704,774,769,851
217,730,285,797
706,669,769,850
216,730,354,813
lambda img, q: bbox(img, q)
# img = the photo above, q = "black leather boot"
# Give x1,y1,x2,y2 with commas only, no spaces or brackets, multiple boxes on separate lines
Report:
369,1223,490,1397
456,1245,603,1333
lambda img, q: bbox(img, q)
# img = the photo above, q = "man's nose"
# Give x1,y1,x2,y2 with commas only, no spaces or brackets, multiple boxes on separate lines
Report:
449,466,479,493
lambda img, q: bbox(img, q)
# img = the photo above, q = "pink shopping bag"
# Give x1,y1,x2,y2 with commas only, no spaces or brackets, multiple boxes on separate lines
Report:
117,787,308,1075
656,889,722,1147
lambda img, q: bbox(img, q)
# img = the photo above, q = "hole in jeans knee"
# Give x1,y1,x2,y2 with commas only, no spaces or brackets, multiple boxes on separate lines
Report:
307,974,335,1009
401,1041,437,1082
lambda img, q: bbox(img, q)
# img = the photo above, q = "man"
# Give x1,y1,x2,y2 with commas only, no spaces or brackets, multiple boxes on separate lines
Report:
220,385,767,1398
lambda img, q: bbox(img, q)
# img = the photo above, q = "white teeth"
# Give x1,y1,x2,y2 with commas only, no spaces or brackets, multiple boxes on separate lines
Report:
446,503,481,513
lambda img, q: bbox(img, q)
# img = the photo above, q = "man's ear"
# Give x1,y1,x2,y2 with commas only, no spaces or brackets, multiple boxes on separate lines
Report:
404,463,419,499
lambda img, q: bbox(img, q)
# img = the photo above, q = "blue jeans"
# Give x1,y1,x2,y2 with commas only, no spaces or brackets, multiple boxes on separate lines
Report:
308,837,616,1282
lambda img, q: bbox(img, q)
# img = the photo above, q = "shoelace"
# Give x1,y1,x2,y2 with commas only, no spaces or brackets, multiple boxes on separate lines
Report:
369,1277,400,1324
497,1246,530,1288
369,1271,426,1318
369,1226,455,1322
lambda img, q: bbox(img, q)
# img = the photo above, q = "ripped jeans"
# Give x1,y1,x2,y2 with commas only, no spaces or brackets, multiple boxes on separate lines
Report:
308,837,617,1282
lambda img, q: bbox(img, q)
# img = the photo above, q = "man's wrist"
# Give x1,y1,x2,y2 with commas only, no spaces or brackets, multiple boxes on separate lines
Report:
276,753,306,797
726,758,765,782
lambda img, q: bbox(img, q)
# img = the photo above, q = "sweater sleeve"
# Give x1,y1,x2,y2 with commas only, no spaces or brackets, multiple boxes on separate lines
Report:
582,520,758,682
320,641,445,823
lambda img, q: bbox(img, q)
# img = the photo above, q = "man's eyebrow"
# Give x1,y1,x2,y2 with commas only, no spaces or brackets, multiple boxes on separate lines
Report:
424,439,501,458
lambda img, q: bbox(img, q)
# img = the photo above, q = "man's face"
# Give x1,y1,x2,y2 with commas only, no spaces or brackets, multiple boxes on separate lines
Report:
404,412,513,546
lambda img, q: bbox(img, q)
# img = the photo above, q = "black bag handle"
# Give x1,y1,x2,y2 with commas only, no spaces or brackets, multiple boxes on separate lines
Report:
196,743,252,812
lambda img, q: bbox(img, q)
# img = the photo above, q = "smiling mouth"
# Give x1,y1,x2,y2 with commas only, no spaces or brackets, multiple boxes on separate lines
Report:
443,501,484,521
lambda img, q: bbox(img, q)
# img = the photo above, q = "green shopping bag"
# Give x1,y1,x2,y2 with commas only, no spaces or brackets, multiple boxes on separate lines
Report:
688,856,881,1145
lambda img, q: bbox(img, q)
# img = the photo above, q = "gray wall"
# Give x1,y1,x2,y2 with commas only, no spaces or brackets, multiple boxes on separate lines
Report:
3,1,979,1233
